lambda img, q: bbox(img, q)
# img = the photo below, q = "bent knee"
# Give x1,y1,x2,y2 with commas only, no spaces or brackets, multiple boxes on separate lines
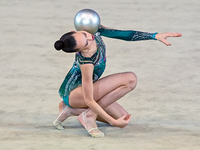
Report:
125,72,137,90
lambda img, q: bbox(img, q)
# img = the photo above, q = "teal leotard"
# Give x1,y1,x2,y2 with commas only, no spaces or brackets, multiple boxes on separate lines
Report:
59,26,157,107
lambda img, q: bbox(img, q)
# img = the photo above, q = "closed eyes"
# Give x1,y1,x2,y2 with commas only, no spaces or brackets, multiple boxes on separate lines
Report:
82,32,88,47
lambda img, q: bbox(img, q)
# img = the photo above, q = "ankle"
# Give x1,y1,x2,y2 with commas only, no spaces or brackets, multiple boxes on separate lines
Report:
85,110,97,119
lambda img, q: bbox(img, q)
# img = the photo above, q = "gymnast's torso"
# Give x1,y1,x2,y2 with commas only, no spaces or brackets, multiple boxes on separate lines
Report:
59,26,157,98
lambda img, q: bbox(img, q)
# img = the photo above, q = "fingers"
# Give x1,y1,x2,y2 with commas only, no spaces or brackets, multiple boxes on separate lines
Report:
167,32,182,37
121,114,131,127
121,114,131,120
158,32,182,46
124,114,131,121
115,114,131,128
162,39,171,46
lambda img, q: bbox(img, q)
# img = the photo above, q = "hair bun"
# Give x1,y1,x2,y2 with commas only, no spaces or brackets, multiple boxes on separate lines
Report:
54,40,64,50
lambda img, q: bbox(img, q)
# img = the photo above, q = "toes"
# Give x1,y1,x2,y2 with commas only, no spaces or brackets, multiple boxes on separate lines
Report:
78,112,105,138
53,120,64,130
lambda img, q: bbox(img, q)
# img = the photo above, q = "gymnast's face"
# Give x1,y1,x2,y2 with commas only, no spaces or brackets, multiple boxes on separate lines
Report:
73,31,95,51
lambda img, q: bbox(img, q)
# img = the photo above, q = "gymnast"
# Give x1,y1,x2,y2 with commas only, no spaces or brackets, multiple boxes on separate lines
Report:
53,25,182,138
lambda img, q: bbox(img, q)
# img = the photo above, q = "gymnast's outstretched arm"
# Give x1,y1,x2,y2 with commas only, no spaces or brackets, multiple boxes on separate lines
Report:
98,24,182,46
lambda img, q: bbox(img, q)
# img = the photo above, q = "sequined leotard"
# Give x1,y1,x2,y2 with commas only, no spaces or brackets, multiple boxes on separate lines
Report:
59,26,157,105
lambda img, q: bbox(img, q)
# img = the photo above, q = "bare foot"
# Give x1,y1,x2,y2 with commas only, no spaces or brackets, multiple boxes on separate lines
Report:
78,111,105,138
53,101,72,130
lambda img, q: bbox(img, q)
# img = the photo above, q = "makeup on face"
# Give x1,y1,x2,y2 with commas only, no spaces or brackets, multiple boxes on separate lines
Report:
81,32,94,48
74,31,95,50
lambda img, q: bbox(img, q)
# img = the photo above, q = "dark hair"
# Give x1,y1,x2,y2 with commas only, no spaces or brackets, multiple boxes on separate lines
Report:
54,31,79,53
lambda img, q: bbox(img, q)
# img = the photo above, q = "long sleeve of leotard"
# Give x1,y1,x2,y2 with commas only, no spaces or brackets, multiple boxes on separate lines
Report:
97,26,158,41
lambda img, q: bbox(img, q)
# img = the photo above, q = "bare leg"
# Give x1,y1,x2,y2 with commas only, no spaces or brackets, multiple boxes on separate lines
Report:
69,72,137,108
53,101,127,129
70,72,137,137
98,101,129,122
53,72,136,136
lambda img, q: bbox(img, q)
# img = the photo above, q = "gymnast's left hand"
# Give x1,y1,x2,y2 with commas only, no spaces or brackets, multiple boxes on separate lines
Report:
155,32,182,46
112,114,131,128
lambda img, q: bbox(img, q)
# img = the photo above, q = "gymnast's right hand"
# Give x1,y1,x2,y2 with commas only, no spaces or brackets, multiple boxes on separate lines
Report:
112,114,131,128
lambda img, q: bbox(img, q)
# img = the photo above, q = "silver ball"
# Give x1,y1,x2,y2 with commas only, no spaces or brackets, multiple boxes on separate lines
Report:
74,9,101,34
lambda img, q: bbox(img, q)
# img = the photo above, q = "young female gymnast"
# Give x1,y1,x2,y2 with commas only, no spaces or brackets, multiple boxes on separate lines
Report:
53,25,182,138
